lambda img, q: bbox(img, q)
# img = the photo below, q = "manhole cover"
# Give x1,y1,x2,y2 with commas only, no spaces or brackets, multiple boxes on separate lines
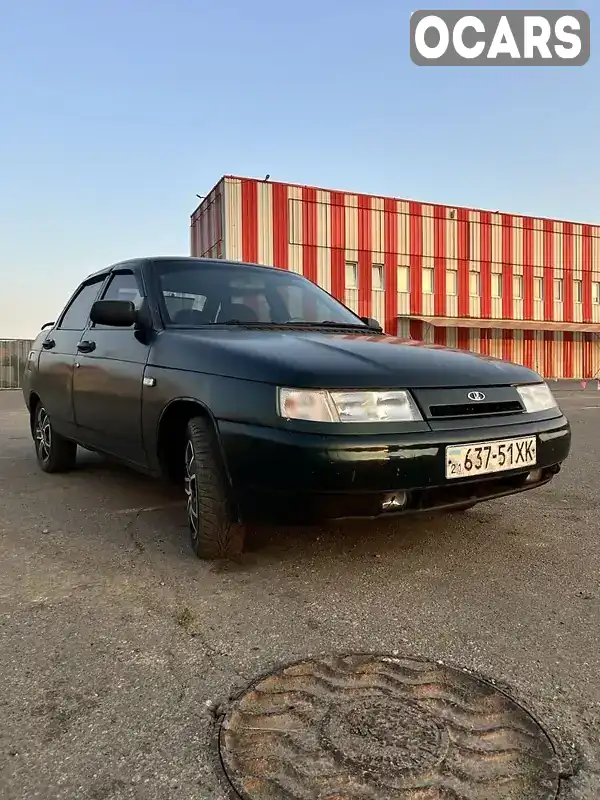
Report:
219,654,560,799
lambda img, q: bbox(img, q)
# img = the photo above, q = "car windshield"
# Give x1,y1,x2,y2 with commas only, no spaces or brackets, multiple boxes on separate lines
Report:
153,259,368,328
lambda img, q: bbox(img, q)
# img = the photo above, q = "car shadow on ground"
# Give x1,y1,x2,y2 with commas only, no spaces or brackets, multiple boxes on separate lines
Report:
10,442,524,583
86,449,489,540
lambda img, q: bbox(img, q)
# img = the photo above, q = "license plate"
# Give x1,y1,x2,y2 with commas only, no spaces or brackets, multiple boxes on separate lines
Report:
445,436,536,479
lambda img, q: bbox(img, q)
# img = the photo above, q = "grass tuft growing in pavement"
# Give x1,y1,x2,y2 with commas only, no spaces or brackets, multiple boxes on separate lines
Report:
174,606,195,630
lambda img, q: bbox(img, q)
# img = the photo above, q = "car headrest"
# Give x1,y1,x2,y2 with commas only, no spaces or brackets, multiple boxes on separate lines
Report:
217,303,259,323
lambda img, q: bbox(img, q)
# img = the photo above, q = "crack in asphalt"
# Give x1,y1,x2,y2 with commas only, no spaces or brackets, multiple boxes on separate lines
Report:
123,510,145,556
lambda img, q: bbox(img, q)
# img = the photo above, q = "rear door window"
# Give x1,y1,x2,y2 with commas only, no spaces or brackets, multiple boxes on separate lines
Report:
57,279,105,331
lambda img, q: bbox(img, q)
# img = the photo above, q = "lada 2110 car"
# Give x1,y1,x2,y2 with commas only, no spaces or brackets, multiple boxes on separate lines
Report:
22,257,571,559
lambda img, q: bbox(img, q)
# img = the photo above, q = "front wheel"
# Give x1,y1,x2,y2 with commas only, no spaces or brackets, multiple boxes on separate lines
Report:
33,404,77,473
183,416,245,560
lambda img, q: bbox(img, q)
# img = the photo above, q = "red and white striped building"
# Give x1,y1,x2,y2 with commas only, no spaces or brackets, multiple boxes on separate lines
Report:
190,175,600,379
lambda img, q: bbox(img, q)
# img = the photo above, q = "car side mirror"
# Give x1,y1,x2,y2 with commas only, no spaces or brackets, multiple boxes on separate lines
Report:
360,316,382,332
41,321,55,330
90,299,138,327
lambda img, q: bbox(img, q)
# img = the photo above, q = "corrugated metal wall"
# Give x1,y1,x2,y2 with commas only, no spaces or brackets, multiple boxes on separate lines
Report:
190,181,224,259
397,319,600,380
0,339,33,389
191,176,600,379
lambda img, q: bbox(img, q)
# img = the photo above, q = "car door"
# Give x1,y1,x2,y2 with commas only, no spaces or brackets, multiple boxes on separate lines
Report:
72,268,151,466
36,276,107,439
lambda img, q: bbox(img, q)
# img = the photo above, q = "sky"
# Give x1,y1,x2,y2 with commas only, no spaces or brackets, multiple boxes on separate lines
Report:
0,0,597,338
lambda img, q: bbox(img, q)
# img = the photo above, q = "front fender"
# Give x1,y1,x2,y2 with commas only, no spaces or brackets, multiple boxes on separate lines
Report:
141,368,278,474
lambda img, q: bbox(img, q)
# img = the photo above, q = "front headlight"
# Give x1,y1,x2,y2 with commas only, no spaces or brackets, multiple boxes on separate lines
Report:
516,382,558,413
277,388,423,422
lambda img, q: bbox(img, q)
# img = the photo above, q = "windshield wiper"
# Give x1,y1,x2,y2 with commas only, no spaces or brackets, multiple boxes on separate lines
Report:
215,320,375,330
217,319,276,325
279,320,370,329
216,320,366,327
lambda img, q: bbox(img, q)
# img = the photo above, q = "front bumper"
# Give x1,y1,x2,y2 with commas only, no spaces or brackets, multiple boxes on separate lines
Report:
217,414,571,523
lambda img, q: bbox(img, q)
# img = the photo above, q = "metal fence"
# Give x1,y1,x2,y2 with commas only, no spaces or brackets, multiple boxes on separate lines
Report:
0,339,34,389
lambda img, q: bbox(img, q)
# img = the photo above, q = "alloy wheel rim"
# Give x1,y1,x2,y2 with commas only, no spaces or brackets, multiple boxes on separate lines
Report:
184,439,199,540
35,408,52,462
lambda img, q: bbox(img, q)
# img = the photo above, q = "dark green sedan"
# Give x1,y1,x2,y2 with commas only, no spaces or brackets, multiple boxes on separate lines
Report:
22,257,571,559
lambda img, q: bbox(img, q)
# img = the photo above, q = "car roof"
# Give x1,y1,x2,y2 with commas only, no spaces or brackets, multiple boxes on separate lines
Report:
84,256,284,282
147,256,285,274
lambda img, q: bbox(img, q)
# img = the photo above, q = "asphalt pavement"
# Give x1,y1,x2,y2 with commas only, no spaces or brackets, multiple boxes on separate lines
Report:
0,388,598,799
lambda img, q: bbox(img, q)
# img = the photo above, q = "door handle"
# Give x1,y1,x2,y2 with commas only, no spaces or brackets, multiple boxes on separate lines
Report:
77,340,96,353
42,339,55,350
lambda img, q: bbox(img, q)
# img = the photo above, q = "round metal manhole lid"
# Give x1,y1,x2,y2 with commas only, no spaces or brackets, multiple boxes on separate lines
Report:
219,654,561,800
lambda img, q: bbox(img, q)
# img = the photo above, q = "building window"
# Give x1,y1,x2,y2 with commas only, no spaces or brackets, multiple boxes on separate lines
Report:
345,261,358,288
533,277,544,300
423,268,434,294
513,275,523,299
574,279,583,304
491,273,502,298
593,281,600,304
446,269,457,295
398,266,410,293
372,264,384,291
469,271,480,297
554,279,563,301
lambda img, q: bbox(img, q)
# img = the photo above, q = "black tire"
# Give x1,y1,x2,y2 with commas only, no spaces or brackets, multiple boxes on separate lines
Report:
33,404,77,473
183,415,245,560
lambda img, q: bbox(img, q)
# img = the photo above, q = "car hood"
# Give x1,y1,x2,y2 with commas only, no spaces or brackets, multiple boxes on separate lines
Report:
155,328,541,388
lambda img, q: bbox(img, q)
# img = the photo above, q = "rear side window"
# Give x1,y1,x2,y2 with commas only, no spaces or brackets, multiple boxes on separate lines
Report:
58,279,105,330
94,271,142,328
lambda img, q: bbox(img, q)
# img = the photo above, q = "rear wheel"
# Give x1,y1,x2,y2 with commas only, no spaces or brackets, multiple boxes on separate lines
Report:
33,404,77,473
183,416,245,560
